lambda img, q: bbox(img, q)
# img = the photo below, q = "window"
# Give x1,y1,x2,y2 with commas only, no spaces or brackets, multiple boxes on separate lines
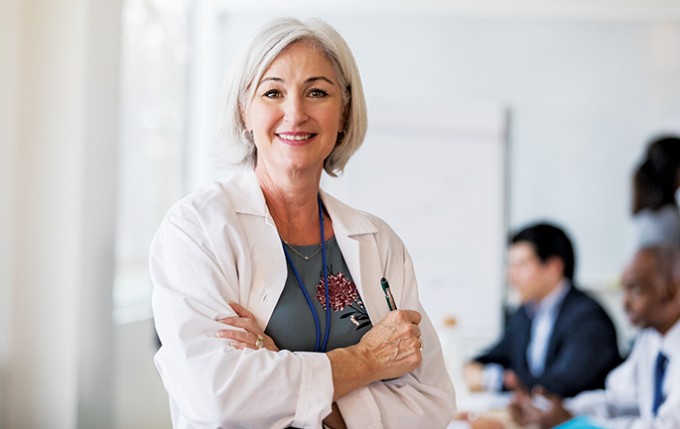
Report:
114,0,190,324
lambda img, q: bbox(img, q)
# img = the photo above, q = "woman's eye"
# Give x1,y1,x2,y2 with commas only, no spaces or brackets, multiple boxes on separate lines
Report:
308,88,328,98
263,89,282,99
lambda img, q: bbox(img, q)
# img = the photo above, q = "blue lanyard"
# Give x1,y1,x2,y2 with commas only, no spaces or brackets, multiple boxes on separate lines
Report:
280,194,331,352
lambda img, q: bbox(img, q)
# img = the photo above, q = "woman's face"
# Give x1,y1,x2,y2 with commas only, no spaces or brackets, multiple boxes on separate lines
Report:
244,41,344,178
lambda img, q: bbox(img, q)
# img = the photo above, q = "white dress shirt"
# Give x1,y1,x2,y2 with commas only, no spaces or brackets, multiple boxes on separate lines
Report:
526,280,569,377
150,170,456,429
565,318,680,429
482,281,569,390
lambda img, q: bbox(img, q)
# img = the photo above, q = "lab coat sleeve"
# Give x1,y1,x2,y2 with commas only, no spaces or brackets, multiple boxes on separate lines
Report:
150,204,334,429
334,233,457,429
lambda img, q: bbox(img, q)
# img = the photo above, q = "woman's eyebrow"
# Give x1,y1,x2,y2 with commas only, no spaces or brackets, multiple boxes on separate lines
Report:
260,76,336,86
305,76,336,86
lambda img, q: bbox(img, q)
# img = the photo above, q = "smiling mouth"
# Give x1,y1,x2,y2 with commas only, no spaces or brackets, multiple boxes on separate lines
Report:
277,133,316,142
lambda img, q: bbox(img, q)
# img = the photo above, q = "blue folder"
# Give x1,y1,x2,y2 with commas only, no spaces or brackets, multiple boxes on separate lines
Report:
554,416,605,429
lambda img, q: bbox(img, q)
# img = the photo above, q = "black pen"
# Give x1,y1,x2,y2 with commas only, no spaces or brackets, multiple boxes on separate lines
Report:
380,277,397,311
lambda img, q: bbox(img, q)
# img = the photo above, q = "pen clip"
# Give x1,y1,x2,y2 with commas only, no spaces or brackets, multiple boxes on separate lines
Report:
380,277,397,311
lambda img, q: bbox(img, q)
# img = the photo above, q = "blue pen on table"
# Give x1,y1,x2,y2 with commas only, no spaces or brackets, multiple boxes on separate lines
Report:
380,277,397,311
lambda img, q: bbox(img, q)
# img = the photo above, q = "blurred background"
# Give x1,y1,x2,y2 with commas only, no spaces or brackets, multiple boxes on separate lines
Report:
2,0,680,427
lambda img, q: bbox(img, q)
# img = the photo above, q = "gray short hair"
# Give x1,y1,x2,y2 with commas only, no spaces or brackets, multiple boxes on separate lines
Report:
217,17,368,177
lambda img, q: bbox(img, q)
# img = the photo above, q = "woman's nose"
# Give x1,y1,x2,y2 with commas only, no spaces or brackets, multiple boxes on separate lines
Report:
283,95,308,124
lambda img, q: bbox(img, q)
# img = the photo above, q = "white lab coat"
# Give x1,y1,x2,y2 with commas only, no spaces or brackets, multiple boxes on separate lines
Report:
150,170,456,429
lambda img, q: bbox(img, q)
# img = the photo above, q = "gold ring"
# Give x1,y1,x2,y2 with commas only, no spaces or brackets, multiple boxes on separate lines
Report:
418,338,423,352
255,334,264,349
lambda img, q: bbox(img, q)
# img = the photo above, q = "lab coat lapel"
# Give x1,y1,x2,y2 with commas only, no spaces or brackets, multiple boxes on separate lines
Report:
321,191,387,324
229,173,387,329
230,171,288,329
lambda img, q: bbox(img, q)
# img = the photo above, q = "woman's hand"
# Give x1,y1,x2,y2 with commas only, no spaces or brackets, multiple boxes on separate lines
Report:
216,302,279,352
327,309,423,400
358,309,423,380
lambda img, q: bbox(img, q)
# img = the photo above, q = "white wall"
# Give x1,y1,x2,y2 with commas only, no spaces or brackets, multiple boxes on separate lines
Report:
0,0,121,427
323,105,508,348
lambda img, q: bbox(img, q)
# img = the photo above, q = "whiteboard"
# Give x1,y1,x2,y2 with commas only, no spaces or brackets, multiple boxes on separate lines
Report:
322,103,508,351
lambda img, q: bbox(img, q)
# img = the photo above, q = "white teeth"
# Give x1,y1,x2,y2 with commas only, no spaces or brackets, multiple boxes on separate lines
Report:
278,134,312,141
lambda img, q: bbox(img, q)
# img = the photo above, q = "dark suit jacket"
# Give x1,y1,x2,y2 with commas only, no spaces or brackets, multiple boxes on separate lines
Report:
474,284,621,398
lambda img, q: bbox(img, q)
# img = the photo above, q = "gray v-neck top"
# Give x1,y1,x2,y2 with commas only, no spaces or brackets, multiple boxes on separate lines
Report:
265,236,372,352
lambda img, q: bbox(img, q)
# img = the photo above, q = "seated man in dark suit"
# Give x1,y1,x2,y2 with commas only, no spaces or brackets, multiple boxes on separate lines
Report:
464,222,621,398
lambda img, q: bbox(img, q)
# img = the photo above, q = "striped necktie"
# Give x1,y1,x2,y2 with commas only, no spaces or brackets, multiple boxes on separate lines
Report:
652,351,669,415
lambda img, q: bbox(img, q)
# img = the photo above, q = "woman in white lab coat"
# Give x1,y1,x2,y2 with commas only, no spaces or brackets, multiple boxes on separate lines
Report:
150,17,456,429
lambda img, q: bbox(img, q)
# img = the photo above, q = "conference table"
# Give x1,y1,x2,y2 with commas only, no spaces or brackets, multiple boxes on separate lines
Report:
448,391,525,429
